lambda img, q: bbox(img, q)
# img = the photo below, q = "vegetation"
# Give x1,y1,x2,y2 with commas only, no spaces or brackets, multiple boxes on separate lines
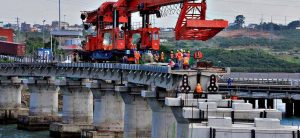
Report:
200,48,300,72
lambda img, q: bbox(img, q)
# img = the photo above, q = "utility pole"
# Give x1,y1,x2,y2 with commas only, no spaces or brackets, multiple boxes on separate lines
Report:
59,0,61,31
16,17,20,43
43,20,46,48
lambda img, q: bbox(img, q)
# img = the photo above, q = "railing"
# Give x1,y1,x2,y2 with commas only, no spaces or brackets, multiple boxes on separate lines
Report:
0,62,171,74
219,77,300,87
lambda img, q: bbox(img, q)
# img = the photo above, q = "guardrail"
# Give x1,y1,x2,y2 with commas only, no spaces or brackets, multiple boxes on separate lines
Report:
219,78,300,87
0,62,171,74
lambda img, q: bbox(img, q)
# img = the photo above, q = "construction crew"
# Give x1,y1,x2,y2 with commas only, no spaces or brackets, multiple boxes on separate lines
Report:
134,50,141,64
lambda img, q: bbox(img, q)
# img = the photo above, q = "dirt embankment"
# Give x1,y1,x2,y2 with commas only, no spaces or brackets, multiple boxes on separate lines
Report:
217,30,281,39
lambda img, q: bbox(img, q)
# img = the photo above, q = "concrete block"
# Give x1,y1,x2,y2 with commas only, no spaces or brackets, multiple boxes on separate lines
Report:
141,90,156,98
207,94,222,100
182,107,200,119
115,86,128,92
55,79,66,86
232,103,252,110
165,98,181,106
255,118,281,129
177,93,194,99
208,117,232,127
232,100,245,104
265,109,282,120
182,99,199,106
198,102,217,111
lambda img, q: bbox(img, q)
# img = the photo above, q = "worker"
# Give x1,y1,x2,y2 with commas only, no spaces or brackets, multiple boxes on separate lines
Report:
194,83,203,98
170,51,174,60
176,50,183,68
154,52,159,62
183,56,190,69
134,51,141,64
168,59,175,69
160,52,165,62
187,51,191,58
122,55,128,63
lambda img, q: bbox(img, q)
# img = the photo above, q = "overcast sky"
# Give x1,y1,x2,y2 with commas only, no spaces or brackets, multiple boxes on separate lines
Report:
0,0,299,27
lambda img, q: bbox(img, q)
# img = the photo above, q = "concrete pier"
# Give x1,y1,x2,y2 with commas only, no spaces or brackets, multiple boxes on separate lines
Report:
50,78,94,138
17,77,61,131
119,85,152,138
147,98,177,138
84,81,124,138
0,77,28,124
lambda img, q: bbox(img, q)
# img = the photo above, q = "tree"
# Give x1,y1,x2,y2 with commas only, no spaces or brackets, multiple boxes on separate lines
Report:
25,37,44,55
287,20,300,29
234,15,245,29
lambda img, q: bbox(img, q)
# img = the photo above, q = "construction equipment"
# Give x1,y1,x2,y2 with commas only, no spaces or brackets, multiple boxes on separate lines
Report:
80,0,228,61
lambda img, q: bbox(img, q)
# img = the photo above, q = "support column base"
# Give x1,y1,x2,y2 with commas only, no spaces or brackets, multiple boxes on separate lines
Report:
17,115,61,131
82,130,123,138
49,122,94,138
0,108,28,124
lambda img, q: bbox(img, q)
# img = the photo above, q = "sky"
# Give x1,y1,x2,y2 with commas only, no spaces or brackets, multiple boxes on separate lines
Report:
0,0,299,27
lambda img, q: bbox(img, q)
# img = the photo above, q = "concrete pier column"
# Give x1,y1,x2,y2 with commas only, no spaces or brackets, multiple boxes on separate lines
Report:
267,99,274,109
50,78,94,138
28,85,59,116
147,98,177,138
17,77,61,130
119,85,152,138
258,99,266,109
294,100,300,117
61,86,93,124
85,81,124,138
285,102,293,117
0,77,27,124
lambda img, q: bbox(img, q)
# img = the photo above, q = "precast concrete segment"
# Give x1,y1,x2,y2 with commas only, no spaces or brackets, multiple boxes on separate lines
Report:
60,86,93,124
92,89,124,133
120,92,152,138
28,85,59,116
0,84,23,109
147,98,177,138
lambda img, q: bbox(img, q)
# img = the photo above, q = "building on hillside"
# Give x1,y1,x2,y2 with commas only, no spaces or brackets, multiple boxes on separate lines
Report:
51,21,69,30
21,22,31,32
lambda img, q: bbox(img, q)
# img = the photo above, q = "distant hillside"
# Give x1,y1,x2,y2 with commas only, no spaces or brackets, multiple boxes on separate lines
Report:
217,30,280,39
201,48,300,72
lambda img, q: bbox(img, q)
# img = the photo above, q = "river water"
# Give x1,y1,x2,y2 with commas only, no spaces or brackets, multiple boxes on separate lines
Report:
1,100,300,137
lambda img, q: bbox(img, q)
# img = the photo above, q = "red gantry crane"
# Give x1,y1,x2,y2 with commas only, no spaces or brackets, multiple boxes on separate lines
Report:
80,0,228,62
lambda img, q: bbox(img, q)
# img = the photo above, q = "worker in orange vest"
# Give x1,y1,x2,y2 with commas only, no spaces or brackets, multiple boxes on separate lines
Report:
134,51,141,64
176,50,183,68
160,52,165,62
195,83,203,98
183,56,190,69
